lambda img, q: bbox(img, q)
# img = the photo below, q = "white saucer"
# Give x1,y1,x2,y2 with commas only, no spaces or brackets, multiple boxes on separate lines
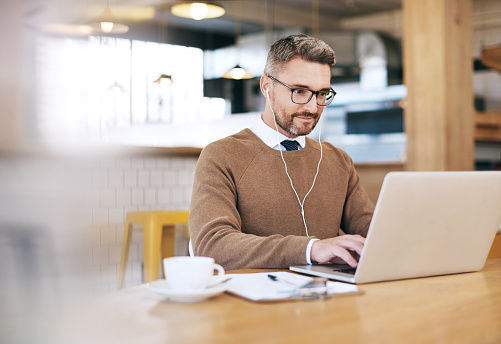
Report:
147,280,227,303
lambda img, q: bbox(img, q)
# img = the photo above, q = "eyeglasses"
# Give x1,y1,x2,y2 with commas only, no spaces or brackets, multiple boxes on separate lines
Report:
267,75,336,106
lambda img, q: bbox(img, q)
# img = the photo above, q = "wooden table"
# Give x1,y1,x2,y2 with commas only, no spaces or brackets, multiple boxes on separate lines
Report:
57,259,501,344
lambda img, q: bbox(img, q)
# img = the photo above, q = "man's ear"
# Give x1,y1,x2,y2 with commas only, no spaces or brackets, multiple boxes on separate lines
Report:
260,74,270,98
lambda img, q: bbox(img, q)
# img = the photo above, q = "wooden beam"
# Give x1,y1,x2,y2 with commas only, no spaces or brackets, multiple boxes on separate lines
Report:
481,44,501,72
475,110,501,142
402,0,474,171
0,0,26,147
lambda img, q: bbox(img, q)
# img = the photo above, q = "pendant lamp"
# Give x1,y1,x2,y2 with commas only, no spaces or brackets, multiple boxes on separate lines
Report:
222,65,253,80
109,80,125,93
171,2,225,20
153,74,173,85
222,1,253,80
89,1,129,34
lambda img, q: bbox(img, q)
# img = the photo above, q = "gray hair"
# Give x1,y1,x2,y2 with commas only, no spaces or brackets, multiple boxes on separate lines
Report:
264,34,336,77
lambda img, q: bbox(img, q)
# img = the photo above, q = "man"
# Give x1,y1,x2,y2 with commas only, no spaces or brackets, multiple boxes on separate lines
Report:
189,34,374,270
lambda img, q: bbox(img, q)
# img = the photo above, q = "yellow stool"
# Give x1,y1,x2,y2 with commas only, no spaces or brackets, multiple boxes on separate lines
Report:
117,211,190,290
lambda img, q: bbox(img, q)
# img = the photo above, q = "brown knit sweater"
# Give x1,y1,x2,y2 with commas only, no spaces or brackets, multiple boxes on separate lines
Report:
189,129,374,270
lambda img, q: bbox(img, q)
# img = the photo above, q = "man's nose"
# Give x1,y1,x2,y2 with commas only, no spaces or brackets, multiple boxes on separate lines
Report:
302,94,319,112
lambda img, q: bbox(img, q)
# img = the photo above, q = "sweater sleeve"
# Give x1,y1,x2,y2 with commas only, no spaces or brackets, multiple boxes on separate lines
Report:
189,141,311,271
339,151,375,236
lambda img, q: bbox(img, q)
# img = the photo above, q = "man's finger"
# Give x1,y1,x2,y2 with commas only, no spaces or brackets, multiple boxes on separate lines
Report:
331,246,358,267
335,238,365,256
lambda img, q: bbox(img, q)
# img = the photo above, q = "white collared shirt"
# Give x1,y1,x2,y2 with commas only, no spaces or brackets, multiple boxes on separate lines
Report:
249,114,318,265
250,114,306,151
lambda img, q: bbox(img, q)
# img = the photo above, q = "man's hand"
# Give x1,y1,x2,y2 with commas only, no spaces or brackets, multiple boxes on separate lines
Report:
310,235,366,267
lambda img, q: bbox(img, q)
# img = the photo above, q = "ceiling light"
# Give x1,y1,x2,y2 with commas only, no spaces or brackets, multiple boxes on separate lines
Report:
171,2,225,20
154,74,173,85
222,65,253,80
109,81,125,93
221,2,252,80
101,20,114,33
190,3,208,20
89,4,129,34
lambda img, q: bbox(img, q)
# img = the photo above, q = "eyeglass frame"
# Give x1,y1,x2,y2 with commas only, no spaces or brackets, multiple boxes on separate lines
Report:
266,75,336,106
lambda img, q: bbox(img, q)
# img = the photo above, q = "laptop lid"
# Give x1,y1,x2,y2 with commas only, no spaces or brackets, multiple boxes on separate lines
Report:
290,171,501,284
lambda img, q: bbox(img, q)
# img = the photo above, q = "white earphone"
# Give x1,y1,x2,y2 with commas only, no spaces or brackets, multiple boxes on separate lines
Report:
265,85,323,237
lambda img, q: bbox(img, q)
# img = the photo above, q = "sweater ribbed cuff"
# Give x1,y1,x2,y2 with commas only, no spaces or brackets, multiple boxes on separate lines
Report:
306,238,319,265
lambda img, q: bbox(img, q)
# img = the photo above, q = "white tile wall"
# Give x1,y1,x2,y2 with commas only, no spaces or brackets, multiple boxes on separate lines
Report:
0,154,198,299
83,156,198,294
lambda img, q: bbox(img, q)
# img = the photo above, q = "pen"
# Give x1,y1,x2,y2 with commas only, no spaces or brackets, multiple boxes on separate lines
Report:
267,274,299,288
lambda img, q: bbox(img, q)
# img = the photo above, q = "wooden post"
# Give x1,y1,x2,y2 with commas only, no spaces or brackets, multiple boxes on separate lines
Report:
0,0,26,147
402,0,474,171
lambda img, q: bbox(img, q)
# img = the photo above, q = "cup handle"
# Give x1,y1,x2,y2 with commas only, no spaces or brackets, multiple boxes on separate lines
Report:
207,264,226,287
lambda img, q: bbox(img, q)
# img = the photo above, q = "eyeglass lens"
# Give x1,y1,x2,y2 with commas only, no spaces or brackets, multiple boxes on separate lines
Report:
292,89,334,106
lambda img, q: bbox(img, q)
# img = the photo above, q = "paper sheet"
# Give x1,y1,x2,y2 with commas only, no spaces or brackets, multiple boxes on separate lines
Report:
225,272,360,301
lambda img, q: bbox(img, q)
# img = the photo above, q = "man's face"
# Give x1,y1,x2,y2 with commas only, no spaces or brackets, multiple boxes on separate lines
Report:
265,58,332,138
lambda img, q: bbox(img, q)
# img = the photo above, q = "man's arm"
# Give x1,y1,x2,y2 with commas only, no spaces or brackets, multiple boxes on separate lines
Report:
312,145,374,267
189,141,311,270
339,152,374,237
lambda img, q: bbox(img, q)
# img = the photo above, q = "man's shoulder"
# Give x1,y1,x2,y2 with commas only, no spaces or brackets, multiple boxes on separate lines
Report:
306,137,354,170
205,128,260,151
200,129,265,163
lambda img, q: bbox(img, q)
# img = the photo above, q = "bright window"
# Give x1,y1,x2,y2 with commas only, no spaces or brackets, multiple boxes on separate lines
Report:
35,35,225,144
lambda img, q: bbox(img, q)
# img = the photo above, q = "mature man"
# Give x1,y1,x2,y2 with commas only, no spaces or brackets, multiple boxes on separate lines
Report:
189,34,374,270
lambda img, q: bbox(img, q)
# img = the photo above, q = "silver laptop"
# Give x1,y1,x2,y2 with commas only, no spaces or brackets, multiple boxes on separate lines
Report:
290,171,501,284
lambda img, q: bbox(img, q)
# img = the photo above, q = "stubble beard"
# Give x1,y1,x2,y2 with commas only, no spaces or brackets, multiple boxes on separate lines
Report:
275,110,320,137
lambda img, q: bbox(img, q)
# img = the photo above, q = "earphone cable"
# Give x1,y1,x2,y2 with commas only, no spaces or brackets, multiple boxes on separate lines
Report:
267,90,323,237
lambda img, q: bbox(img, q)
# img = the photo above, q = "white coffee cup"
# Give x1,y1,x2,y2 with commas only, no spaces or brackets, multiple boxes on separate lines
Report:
163,256,225,291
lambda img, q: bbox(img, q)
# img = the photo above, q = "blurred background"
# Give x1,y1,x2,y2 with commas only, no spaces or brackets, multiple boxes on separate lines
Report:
1,0,500,342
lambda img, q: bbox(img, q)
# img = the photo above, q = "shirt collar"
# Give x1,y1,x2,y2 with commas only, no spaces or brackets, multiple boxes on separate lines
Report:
250,114,306,150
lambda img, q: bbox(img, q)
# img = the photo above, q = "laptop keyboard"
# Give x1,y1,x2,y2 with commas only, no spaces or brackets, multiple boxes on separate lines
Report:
335,268,357,275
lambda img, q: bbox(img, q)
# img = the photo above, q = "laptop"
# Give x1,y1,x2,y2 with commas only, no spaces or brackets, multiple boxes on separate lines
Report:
290,171,501,284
